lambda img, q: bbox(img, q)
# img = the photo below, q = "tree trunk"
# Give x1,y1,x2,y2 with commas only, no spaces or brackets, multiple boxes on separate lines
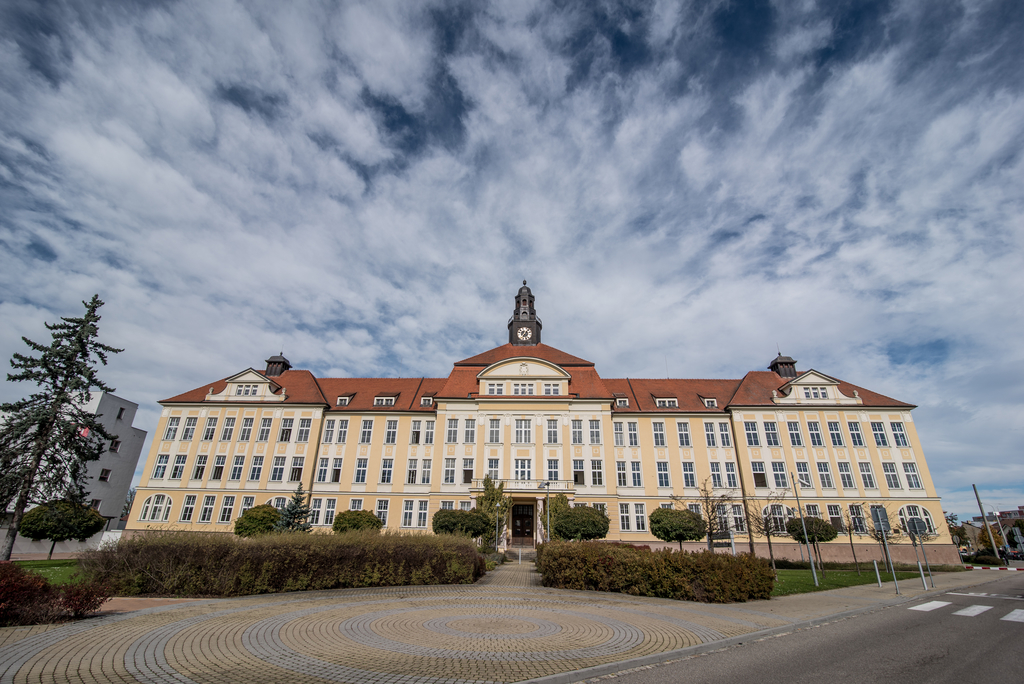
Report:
1,413,57,561
47,539,56,561
766,532,777,575
848,528,861,575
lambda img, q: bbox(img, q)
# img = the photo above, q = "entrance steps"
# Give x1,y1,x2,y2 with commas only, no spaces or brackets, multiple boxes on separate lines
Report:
506,546,537,562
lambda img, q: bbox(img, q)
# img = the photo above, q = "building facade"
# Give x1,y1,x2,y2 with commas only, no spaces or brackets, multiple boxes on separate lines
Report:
128,284,956,563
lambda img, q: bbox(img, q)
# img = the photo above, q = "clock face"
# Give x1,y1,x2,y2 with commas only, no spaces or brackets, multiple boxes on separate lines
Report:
517,327,532,341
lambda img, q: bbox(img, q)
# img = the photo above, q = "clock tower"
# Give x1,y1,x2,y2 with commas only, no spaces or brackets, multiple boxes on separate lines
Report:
508,280,542,345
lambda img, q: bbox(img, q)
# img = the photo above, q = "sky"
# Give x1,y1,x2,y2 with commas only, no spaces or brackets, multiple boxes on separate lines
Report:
1,0,1021,522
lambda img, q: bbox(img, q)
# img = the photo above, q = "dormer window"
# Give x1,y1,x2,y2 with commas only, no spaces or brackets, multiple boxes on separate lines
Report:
337,396,350,406
616,398,629,407
420,397,433,406
802,387,828,399
512,383,534,395
235,384,259,396
543,383,560,395
656,398,678,408
487,383,504,395
374,397,395,406
704,398,717,408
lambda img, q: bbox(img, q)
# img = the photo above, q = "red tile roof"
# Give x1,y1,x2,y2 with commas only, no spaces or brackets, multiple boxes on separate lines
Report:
317,378,447,412
162,369,327,405
454,344,594,367
603,379,742,413
730,371,914,408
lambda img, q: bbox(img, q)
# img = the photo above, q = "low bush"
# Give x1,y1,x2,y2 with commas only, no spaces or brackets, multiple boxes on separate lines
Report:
234,505,281,537
969,555,1003,565
332,510,383,533
79,530,485,597
536,541,774,603
0,562,110,626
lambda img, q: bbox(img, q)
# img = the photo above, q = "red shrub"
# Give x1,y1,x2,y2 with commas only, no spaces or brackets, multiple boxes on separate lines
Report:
58,581,111,618
0,562,53,626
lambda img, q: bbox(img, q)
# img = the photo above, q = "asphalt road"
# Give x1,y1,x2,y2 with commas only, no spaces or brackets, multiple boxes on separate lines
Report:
602,574,1024,684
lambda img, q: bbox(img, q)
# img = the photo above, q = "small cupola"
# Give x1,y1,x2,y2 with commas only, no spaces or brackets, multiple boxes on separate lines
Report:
265,353,292,377
768,353,797,379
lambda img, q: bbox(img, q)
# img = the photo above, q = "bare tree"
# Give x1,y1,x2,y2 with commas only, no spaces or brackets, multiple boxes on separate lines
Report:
840,503,868,575
744,493,789,575
672,478,735,551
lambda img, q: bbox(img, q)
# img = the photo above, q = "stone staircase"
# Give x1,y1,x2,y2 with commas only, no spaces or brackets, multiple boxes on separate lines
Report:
506,546,537,562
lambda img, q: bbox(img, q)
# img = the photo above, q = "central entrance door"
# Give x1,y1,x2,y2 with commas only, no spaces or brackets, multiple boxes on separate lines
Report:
511,504,534,545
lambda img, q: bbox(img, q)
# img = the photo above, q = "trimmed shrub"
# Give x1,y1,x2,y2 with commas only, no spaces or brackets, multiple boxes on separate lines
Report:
0,562,111,626
432,509,489,537
551,506,610,541
333,510,383,533
970,555,1002,565
536,541,774,603
649,508,706,550
78,530,485,597
234,505,281,537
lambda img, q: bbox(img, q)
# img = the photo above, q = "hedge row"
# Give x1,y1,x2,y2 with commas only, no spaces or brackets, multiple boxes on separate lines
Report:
0,563,110,626
79,530,485,597
536,541,774,603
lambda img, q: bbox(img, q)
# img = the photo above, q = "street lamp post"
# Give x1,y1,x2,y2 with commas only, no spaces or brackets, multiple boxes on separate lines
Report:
985,503,1009,562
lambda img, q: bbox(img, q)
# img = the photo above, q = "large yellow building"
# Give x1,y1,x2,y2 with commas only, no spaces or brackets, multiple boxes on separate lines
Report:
128,283,956,563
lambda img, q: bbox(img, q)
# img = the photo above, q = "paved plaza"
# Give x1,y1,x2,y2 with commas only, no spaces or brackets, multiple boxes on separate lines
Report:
0,563,1001,684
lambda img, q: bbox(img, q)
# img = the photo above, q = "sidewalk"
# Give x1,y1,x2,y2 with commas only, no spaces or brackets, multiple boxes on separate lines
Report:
0,563,1007,684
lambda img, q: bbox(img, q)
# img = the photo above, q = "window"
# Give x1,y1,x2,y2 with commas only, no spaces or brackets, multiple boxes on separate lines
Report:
634,504,647,531
324,419,336,443
817,462,834,488
571,419,583,444
616,398,629,407
180,495,196,522
317,458,329,483
766,504,787,533
240,496,255,515
239,417,253,441
859,462,877,488
181,417,197,441
515,419,532,444
827,422,844,447
406,458,418,485
881,462,901,489
423,420,434,445
403,500,414,527
309,499,322,526
459,501,472,511
590,420,602,444
772,462,788,488
688,503,702,517
652,422,666,447
838,461,855,488
220,417,236,442
546,419,559,444
218,496,236,523
444,458,456,484
170,455,187,480
827,505,844,531
374,396,395,406
269,457,285,482
656,398,677,408
763,422,780,447
744,422,760,447
514,459,531,480
420,459,431,484
463,458,474,484
152,454,169,479
551,459,563,482
787,421,803,447
725,462,738,488
384,419,397,445
354,458,368,483
616,461,627,486
440,501,454,510
141,494,170,522
464,419,476,444
98,468,111,482
682,462,696,488
807,422,824,447
321,500,335,525
717,423,731,448
163,419,180,443
248,456,263,481
751,462,767,487
421,396,433,406
627,422,639,447
898,505,935,534
544,383,560,395
289,457,304,482
591,460,603,486
513,383,534,395
272,497,287,510
278,418,293,442
296,418,311,443
446,419,459,443
418,500,429,527
619,503,631,531
488,458,499,479
375,500,389,526
257,418,272,442
336,396,350,406
891,422,909,448
849,504,866,533
677,422,691,447
631,461,642,487
198,495,216,523
337,419,349,443
331,458,343,483
593,503,607,514
704,398,717,408
848,422,864,447
704,422,717,447
903,463,923,489
613,422,624,446
350,499,363,511
870,422,888,447
710,462,723,488
202,418,217,441
410,420,421,445
229,455,244,481
488,419,501,443
796,462,811,488
117,407,126,420
360,419,373,444
487,383,504,395
805,503,820,518
236,384,258,396
109,440,121,453
657,462,670,487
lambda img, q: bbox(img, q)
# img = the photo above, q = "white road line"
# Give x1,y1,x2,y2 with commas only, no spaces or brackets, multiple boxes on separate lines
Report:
952,605,992,617
908,601,952,612
947,592,1024,602
1000,609,1024,623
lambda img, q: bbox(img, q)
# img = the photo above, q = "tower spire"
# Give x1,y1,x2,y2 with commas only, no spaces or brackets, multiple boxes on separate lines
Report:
508,281,542,345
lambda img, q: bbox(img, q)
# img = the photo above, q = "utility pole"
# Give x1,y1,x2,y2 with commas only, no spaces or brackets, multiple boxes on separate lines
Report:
973,484,1000,557
791,472,818,587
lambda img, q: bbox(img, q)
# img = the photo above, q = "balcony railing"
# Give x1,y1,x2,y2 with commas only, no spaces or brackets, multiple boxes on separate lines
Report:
469,478,574,493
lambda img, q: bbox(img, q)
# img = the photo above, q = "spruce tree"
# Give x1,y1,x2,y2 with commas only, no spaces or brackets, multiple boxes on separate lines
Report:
275,484,312,532
0,295,121,561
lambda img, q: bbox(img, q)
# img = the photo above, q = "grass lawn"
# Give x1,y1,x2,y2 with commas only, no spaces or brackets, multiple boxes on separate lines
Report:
14,560,81,586
772,568,921,596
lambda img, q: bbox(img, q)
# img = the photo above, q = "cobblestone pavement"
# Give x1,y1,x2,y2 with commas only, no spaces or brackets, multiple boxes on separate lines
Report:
0,563,999,684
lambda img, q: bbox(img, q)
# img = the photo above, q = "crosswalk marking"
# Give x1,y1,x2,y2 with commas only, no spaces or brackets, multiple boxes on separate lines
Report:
1001,609,1024,623
953,605,992,617
909,601,952,612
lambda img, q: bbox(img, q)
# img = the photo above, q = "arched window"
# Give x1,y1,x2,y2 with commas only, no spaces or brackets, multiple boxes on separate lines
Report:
139,495,172,522
898,505,935,534
270,497,287,510
763,505,792,533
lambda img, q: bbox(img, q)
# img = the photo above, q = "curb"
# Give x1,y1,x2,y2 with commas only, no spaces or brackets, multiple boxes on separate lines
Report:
521,575,1005,684
965,565,1023,571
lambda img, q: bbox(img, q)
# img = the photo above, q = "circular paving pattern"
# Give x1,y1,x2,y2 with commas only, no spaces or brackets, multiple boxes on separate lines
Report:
0,565,791,684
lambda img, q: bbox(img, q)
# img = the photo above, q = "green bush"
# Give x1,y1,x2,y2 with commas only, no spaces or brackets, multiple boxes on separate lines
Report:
78,530,484,597
432,509,488,537
649,508,706,550
551,506,609,541
969,555,1003,565
234,505,281,537
536,541,774,603
332,509,383,533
